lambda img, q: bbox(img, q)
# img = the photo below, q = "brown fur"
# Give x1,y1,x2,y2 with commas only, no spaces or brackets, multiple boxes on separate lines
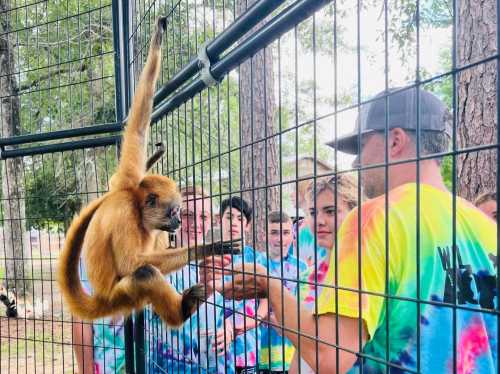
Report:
57,18,238,326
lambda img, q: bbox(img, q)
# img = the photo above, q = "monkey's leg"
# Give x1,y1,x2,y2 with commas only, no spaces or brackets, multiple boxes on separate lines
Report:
110,264,204,326
138,241,242,275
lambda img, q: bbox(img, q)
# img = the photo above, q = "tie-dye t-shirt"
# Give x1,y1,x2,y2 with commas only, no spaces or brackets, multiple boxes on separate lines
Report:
80,264,126,374
294,225,330,308
146,264,235,374
223,246,267,368
259,254,309,371
317,183,498,373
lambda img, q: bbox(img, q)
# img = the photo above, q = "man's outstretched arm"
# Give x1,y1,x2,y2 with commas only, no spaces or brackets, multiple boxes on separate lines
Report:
200,258,367,373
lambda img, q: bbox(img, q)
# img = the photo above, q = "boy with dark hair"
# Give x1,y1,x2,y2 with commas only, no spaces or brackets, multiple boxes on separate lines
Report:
259,211,309,374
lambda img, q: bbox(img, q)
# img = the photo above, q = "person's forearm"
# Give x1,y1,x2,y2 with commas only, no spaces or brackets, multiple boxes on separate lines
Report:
72,319,94,373
256,298,268,320
266,278,320,369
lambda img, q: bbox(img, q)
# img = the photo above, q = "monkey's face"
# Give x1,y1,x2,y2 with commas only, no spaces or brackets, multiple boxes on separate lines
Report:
139,175,182,232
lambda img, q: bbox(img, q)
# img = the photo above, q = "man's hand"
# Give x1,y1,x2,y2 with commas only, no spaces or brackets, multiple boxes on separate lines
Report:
214,318,234,355
199,255,232,293
222,263,270,300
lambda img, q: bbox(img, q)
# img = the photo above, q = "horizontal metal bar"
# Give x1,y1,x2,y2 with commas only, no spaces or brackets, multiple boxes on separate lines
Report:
152,0,286,106
0,123,123,147
1,136,121,159
151,0,331,122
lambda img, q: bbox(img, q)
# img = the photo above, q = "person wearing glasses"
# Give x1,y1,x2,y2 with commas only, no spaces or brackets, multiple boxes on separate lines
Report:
258,210,309,374
202,87,497,373
147,186,234,374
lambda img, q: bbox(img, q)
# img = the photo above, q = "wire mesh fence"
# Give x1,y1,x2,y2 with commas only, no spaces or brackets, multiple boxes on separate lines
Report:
0,0,499,373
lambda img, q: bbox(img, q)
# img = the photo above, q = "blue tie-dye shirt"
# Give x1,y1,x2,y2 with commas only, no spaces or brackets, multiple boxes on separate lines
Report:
80,263,126,374
146,263,235,374
223,246,268,368
259,253,309,371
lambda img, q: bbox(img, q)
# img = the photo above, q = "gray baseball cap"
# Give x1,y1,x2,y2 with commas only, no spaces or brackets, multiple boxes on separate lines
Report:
326,87,450,154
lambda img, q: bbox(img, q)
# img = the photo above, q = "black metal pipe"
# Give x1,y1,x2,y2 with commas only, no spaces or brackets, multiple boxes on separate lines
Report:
151,0,331,121
0,135,121,159
0,123,122,147
124,316,135,374
122,0,132,112
134,311,146,374
152,0,286,106
112,0,124,121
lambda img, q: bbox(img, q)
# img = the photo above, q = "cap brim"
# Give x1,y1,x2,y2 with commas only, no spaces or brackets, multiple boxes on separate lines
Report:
326,129,376,155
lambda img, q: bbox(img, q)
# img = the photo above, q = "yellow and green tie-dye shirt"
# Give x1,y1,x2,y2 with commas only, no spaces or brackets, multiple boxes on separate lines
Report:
318,183,497,373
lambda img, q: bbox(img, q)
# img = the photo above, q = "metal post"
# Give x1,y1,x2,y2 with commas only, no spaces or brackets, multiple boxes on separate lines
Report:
124,316,135,374
134,311,146,374
112,0,135,372
112,0,125,121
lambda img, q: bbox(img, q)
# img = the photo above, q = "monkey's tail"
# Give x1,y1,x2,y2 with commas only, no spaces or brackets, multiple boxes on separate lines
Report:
57,197,109,320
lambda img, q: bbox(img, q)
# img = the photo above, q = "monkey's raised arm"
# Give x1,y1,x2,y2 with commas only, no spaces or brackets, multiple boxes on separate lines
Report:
115,18,167,189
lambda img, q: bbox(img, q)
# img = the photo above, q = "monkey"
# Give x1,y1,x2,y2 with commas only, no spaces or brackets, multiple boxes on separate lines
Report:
57,17,238,327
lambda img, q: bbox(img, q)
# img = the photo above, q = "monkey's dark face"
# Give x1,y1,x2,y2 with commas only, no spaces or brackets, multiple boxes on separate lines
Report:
139,175,182,232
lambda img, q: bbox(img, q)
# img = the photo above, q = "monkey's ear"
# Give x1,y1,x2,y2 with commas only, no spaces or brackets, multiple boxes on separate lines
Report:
146,142,166,172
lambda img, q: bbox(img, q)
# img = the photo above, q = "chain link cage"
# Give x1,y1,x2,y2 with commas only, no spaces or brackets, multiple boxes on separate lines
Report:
0,0,498,373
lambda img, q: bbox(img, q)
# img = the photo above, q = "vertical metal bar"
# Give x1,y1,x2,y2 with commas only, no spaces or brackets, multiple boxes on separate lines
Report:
135,310,146,374
355,0,363,371
496,0,500,367
123,0,132,111
124,316,135,374
415,0,422,370
383,0,390,372
333,0,340,371
450,0,458,372
111,0,124,121
117,0,135,371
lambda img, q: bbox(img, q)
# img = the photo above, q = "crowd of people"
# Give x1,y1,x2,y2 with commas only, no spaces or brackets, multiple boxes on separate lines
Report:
72,87,498,373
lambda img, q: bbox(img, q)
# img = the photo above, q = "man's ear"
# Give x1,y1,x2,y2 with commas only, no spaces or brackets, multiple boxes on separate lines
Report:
389,128,412,159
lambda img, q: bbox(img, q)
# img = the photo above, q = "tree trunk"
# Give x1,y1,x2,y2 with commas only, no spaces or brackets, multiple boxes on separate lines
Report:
457,0,497,201
237,0,279,251
0,0,30,295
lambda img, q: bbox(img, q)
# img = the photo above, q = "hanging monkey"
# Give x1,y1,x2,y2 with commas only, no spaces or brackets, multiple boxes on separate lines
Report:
57,17,237,326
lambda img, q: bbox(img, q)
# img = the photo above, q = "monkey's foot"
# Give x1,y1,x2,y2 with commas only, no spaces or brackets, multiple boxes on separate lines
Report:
181,284,205,320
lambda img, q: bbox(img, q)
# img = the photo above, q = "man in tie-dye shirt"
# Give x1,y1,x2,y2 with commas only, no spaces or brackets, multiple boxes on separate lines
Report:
259,211,309,373
211,87,497,373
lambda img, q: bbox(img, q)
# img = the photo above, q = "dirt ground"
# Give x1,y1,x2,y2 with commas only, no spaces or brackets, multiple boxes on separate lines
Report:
1,231,78,374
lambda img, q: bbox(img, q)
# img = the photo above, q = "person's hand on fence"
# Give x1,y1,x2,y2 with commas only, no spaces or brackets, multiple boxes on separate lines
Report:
199,255,232,294
222,263,270,300
214,317,234,355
